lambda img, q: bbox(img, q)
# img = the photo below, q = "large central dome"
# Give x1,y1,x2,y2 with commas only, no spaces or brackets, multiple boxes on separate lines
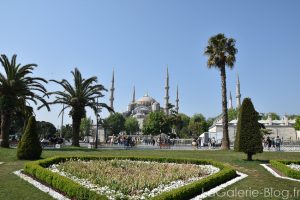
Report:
136,94,157,106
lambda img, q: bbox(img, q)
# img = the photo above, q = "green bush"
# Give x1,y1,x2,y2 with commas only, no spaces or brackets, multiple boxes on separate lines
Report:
234,98,263,161
24,156,237,200
270,160,300,179
17,116,42,160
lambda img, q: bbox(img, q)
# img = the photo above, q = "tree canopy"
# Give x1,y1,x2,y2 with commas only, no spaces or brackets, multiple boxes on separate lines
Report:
188,114,208,138
47,68,111,146
0,54,49,147
103,113,125,136
80,117,93,139
142,111,171,136
124,117,139,135
295,117,300,131
36,121,57,139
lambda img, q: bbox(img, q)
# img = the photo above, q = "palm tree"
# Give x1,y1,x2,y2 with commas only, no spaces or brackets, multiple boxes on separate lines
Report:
0,54,49,148
48,68,112,146
204,33,238,150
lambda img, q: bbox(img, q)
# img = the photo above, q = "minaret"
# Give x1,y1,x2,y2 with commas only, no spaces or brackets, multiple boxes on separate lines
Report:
229,91,233,109
132,85,135,103
164,65,170,115
109,69,115,112
236,74,241,108
175,85,179,113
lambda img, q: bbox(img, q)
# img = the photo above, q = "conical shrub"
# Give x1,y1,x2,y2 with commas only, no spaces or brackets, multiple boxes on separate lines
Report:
234,98,263,161
17,116,42,160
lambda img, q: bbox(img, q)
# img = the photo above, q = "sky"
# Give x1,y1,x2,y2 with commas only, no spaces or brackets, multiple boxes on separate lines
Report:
0,0,300,128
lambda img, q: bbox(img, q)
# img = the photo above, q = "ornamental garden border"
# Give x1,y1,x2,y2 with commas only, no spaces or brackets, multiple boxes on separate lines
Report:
23,156,238,200
269,160,300,180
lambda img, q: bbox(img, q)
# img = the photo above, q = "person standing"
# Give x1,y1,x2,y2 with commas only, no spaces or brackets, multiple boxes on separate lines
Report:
211,137,216,149
267,136,272,150
275,136,281,151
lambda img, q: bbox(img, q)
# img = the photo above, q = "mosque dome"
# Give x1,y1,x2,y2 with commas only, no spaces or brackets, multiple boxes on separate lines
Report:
136,94,157,106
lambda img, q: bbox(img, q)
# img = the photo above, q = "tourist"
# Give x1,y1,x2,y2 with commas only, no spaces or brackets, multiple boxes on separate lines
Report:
196,136,201,149
267,136,272,150
192,139,197,150
152,139,155,146
211,137,216,149
207,138,211,149
271,138,275,148
275,136,281,151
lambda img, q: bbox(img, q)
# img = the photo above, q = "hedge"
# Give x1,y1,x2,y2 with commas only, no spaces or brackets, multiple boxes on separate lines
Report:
270,160,300,179
24,156,238,200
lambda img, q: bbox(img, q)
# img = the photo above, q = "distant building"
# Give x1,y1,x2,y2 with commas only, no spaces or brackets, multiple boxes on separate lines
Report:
209,115,297,143
209,75,298,142
110,66,180,131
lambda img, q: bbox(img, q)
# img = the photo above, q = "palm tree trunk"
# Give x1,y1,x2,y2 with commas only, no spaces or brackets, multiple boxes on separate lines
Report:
72,115,81,147
220,66,230,150
0,112,11,148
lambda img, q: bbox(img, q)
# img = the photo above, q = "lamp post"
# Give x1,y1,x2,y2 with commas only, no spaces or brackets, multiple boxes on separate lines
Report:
95,97,99,149
60,103,65,138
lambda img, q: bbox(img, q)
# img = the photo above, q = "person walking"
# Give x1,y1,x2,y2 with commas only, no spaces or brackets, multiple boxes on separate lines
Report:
275,136,281,151
267,136,272,150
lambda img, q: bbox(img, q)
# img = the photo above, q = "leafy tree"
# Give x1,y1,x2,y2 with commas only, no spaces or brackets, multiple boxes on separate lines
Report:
188,114,208,138
178,127,190,138
228,108,238,122
80,117,92,139
124,117,139,135
17,116,42,160
60,124,72,139
9,110,26,136
47,68,112,146
103,113,125,136
206,117,215,129
142,111,171,135
288,114,300,120
177,113,190,129
167,113,190,138
0,54,49,148
234,98,263,161
295,117,300,131
204,33,238,150
36,121,57,139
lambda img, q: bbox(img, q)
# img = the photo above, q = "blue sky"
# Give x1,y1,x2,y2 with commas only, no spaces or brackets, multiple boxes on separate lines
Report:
0,0,300,127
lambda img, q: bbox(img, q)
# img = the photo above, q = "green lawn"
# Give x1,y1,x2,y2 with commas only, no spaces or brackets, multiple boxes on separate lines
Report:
0,147,300,200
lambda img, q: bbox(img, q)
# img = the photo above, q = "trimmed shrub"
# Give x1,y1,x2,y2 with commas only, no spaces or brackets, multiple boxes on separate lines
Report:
17,116,42,160
270,160,300,179
234,98,263,161
24,156,238,200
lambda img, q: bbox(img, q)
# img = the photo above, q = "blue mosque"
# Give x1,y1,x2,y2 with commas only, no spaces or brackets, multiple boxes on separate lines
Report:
108,67,179,128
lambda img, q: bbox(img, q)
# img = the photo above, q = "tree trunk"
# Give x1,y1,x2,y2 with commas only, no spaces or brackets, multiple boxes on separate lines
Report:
247,153,253,161
72,115,81,147
0,112,11,148
220,66,230,150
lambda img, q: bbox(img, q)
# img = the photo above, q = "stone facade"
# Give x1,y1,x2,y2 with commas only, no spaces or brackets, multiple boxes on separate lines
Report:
209,116,298,143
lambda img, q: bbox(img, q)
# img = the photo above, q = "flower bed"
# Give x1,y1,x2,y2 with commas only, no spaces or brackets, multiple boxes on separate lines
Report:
24,156,237,200
288,163,300,171
270,160,300,179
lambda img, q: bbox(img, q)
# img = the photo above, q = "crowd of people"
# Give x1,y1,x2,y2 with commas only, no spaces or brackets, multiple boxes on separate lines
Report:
106,135,175,147
263,136,282,151
192,136,218,149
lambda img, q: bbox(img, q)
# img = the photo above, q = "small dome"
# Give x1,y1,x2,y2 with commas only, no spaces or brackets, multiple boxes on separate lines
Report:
136,93,157,106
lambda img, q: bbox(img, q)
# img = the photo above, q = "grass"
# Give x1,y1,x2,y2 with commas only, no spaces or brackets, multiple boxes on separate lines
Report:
1,147,300,199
